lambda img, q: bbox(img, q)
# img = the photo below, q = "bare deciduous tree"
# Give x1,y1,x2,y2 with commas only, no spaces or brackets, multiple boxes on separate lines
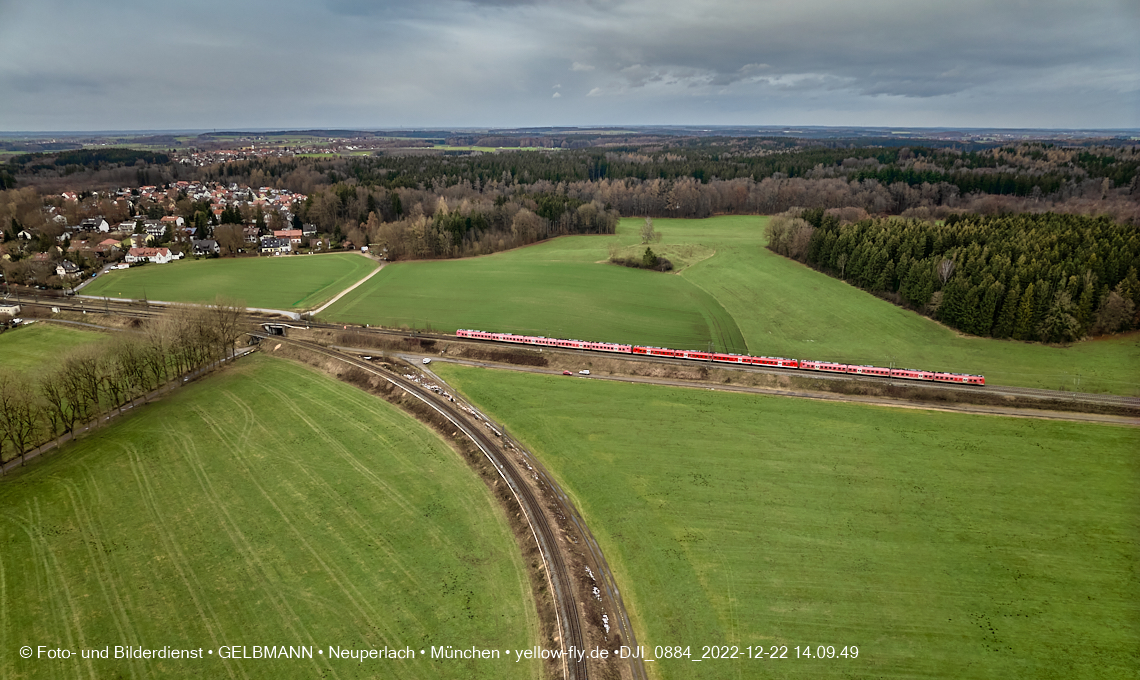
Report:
640,216,661,244
208,296,246,359
937,258,956,286
0,369,41,467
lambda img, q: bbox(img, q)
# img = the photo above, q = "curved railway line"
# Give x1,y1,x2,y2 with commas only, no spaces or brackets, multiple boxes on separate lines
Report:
21,294,1137,680
251,334,645,680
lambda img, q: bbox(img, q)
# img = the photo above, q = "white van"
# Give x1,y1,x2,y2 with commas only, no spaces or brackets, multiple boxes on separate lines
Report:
423,358,432,365
578,369,590,375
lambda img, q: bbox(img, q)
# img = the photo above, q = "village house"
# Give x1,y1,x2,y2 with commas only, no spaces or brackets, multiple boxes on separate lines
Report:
78,217,110,233
143,220,166,239
259,237,291,255
272,229,303,244
192,239,220,255
55,261,81,279
125,247,182,264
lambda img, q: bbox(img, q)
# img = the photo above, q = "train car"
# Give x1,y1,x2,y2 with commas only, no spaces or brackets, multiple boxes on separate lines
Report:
634,346,682,358
849,365,890,377
889,368,935,381
711,353,745,364
681,350,714,361
799,359,849,374
744,355,799,368
932,372,986,386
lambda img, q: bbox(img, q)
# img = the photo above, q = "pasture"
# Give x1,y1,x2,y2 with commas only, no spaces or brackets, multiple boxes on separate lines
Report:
81,253,377,310
434,363,1140,680
652,216,1140,394
324,215,1137,393
0,322,103,373
0,355,538,679
320,238,748,353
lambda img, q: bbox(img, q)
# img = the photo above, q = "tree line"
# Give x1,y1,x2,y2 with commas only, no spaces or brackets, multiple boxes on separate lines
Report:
767,210,1140,343
0,300,245,470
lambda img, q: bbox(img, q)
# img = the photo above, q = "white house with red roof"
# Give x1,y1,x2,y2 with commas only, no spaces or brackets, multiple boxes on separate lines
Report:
125,247,182,264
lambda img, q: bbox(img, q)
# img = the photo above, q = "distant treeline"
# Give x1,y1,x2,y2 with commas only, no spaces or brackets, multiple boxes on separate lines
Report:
206,142,1140,195
768,210,1140,342
10,148,169,171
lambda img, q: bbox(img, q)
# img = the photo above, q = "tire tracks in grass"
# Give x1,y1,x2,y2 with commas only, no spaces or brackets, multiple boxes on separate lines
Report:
168,427,337,680
58,476,143,680
681,269,749,355
29,497,98,679
126,447,242,680
251,378,439,590
186,400,415,672
210,386,425,635
0,531,8,680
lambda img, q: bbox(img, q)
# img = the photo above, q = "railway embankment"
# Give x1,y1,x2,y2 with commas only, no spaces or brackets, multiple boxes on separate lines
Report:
298,327,1140,420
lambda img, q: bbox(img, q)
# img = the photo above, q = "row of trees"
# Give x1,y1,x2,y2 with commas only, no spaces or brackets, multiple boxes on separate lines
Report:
0,300,245,470
771,210,1140,343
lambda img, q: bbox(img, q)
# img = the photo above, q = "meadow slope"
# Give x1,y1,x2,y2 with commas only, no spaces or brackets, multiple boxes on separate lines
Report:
81,252,377,309
321,236,747,353
435,363,1140,680
328,216,1137,393
0,354,538,679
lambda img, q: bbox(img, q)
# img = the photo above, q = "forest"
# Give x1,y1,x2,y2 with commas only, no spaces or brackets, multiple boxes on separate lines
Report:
767,210,1140,342
2,135,1138,279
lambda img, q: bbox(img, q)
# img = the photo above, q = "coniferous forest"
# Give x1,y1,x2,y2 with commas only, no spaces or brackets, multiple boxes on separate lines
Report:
769,210,1140,342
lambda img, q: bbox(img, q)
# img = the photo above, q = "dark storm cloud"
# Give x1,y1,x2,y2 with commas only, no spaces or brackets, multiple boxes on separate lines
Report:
0,0,1135,130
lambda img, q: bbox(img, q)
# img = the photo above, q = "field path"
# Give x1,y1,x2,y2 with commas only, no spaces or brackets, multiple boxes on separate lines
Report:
310,259,384,315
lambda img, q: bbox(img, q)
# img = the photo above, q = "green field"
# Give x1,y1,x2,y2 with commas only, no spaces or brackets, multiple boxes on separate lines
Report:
661,216,1140,394
0,355,538,679
0,322,103,373
434,363,1140,680
320,237,748,353
81,253,377,309
322,216,1139,393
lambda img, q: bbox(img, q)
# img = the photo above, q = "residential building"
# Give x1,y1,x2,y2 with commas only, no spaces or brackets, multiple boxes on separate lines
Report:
192,239,220,255
124,247,182,264
55,261,81,279
259,237,292,255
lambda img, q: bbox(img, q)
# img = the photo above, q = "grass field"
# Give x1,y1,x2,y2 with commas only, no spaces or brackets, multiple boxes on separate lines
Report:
320,237,748,353
81,253,377,310
323,216,1138,393
655,216,1140,394
0,355,538,679
0,323,103,373
434,363,1140,680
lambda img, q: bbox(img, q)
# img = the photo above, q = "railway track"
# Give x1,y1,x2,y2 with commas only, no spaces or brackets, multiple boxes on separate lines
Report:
251,334,626,680
35,299,1138,406
418,358,648,680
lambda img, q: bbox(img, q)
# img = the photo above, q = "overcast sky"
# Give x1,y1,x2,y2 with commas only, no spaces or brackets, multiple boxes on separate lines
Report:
1,0,1137,131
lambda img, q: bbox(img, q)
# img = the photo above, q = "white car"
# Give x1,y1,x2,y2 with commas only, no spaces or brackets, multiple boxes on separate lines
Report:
422,358,432,364
578,369,590,375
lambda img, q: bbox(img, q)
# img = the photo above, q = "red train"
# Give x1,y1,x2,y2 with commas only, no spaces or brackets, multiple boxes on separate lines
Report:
455,329,985,386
